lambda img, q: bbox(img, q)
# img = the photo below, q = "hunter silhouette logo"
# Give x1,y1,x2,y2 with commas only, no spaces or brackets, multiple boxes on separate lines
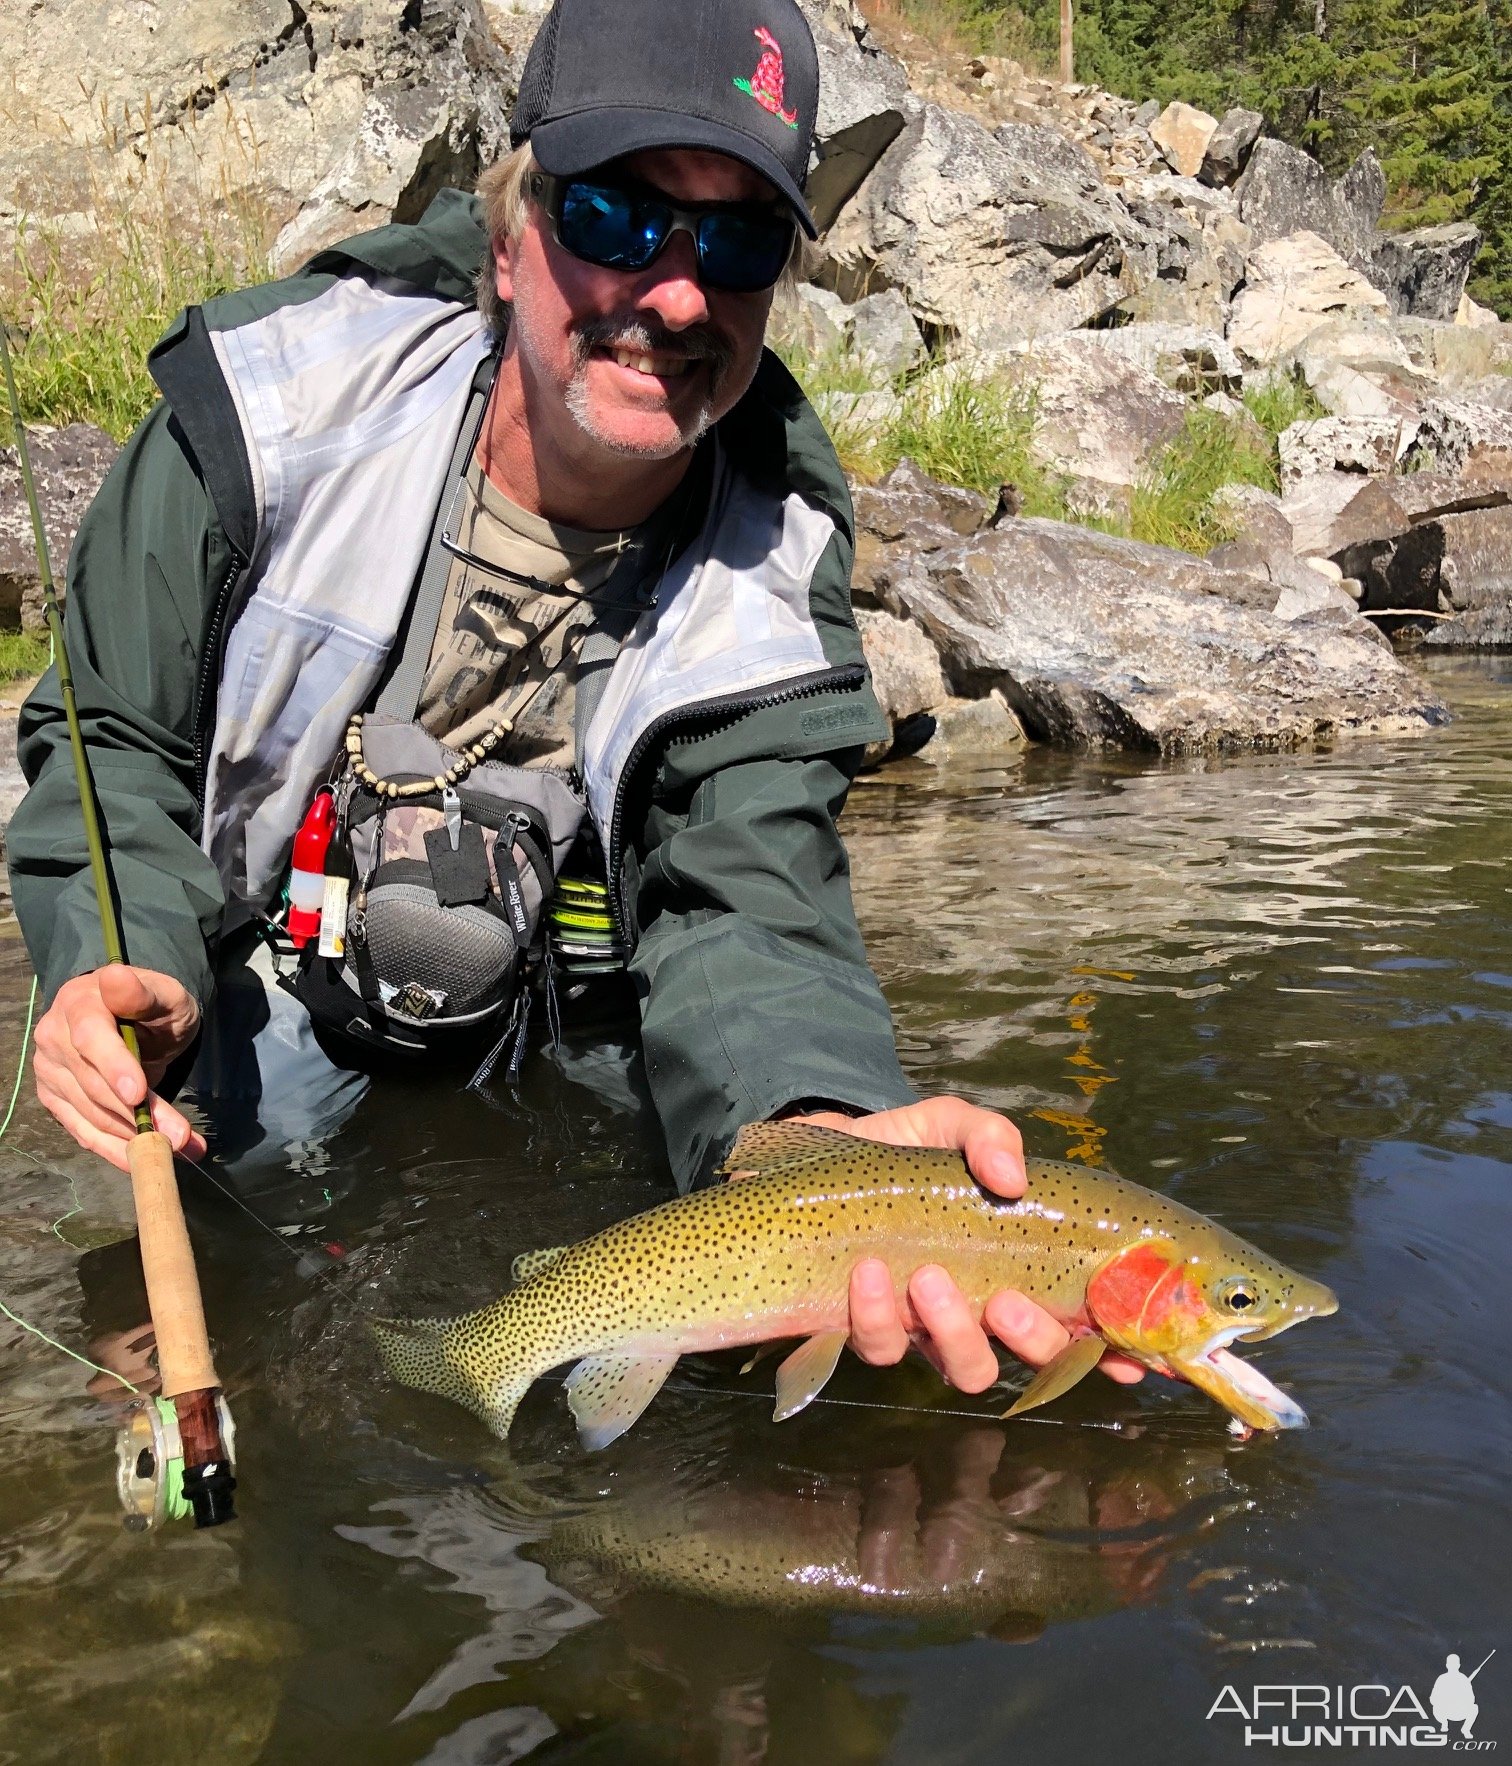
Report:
733,26,799,128
1206,1648,1497,1749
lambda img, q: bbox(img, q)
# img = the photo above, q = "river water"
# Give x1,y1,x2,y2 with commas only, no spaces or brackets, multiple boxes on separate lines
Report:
0,655,1507,1764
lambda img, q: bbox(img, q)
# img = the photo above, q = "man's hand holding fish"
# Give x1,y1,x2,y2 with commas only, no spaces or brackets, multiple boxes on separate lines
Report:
774,1096,1146,1396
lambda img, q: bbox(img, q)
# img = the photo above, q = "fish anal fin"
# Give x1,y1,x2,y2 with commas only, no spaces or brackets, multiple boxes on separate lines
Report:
564,1354,678,1451
719,1119,869,1179
773,1330,848,1422
511,1245,569,1284
1002,1333,1107,1419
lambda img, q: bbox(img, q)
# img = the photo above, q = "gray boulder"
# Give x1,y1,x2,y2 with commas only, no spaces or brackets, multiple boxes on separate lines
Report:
986,334,1190,507
1211,481,1295,553
920,692,1027,759
823,100,1154,347
1199,108,1265,188
1277,413,1416,491
1436,505,1512,614
1,0,514,277
1393,317,1512,391
1281,470,1379,556
1228,231,1390,364
857,608,949,723
1371,224,1481,322
1234,140,1383,267
1413,400,1512,478
848,289,926,375
881,513,1444,751
1423,602,1512,647
1082,322,1242,394
797,0,910,232
0,424,119,628
1285,317,1433,420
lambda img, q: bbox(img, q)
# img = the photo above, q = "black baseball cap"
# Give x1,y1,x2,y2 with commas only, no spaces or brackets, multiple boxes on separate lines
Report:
511,0,820,238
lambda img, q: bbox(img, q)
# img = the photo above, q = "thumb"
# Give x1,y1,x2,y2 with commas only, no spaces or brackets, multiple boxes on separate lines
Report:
96,964,166,1023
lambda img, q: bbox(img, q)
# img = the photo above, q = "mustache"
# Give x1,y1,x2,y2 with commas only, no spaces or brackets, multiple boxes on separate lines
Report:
570,315,736,387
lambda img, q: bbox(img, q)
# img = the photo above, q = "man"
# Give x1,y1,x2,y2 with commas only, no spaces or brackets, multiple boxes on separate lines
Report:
9,0,1141,1400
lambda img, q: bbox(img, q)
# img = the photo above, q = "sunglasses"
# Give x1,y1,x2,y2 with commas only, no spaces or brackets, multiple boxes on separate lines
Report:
530,171,795,294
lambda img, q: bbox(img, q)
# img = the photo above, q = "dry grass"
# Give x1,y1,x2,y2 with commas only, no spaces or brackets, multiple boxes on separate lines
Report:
1,93,275,444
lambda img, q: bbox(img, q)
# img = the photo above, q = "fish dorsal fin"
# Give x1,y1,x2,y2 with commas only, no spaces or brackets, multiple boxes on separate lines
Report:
564,1354,679,1451
511,1245,568,1284
772,1330,848,1422
718,1119,869,1179
1002,1332,1107,1419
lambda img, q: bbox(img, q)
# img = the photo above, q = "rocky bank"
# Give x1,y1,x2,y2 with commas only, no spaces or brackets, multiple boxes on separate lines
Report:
6,0,1511,773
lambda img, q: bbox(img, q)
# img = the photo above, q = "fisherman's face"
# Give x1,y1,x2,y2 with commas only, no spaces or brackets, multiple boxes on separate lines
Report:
494,147,780,462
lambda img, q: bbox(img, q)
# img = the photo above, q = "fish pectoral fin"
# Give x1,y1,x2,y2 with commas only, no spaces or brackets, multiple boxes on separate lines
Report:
773,1330,848,1422
1002,1333,1107,1419
718,1120,870,1179
564,1354,678,1451
511,1245,568,1284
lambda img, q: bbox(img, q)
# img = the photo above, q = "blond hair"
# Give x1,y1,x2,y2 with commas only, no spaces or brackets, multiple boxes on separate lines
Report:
473,141,807,337
476,142,539,339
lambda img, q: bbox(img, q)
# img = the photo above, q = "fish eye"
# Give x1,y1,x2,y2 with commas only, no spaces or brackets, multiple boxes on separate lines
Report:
1216,1277,1258,1312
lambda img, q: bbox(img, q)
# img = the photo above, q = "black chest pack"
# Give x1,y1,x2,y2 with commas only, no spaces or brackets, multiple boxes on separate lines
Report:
283,350,672,1070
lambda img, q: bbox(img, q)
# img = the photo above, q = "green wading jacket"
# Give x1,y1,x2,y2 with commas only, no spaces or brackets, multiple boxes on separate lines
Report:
9,190,917,1188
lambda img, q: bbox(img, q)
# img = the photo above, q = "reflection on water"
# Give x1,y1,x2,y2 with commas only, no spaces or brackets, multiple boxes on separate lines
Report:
0,656,1508,1764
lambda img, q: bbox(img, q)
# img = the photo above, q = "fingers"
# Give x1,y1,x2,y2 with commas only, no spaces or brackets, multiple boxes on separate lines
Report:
33,1067,134,1171
908,1266,1000,1393
147,1094,207,1160
34,969,203,1164
984,1290,1145,1385
847,1258,910,1365
959,1108,1026,1199
65,998,148,1109
807,1095,1028,1199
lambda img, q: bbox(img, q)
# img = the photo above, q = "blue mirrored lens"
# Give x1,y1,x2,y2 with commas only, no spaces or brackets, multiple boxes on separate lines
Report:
695,211,793,293
559,183,666,269
556,181,793,292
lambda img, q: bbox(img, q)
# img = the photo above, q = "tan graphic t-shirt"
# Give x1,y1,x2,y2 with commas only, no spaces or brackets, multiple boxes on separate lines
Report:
418,461,647,769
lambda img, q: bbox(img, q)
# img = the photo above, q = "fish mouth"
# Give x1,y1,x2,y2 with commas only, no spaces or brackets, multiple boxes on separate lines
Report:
1170,1326,1310,1433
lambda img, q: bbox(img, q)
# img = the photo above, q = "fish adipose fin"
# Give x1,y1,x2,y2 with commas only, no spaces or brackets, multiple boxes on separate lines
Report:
511,1245,568,1284
1003,1332,1106,1419
719,1120,873,1179
773,1330,848,1421
565,1354,679,1451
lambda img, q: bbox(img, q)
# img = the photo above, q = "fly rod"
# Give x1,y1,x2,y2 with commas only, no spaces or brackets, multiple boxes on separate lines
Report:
1,323,235,1529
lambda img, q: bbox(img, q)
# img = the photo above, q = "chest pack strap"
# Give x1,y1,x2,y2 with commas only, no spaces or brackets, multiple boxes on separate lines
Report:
375,349,499,721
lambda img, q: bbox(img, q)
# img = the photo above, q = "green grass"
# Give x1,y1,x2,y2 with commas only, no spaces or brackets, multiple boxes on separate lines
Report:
1130,407,1278,553
882,369,1071,513
0,630,52,685
2,212,269,445
1241,369,1328,448
782,341,1285,553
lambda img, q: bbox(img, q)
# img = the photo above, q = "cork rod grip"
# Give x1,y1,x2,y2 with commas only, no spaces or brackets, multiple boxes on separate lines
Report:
126,1131,221,1398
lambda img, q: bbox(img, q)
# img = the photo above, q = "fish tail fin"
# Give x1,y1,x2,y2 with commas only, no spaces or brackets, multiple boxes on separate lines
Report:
371,1311,535,1441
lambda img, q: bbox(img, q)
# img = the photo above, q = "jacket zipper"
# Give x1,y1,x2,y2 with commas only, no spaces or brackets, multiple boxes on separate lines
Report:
604,662,867,940
192,551,248,806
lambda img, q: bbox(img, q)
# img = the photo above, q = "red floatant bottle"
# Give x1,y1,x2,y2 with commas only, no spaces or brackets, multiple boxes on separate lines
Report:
287,789,335,948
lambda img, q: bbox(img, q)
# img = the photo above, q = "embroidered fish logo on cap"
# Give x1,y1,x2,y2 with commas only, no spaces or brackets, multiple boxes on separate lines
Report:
733,25,799,128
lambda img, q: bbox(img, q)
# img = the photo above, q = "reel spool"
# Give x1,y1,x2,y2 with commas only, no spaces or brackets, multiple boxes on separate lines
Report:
116,1395,238,1531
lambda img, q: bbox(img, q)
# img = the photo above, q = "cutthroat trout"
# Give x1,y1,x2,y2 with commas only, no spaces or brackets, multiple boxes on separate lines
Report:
375,1121,1337,1448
